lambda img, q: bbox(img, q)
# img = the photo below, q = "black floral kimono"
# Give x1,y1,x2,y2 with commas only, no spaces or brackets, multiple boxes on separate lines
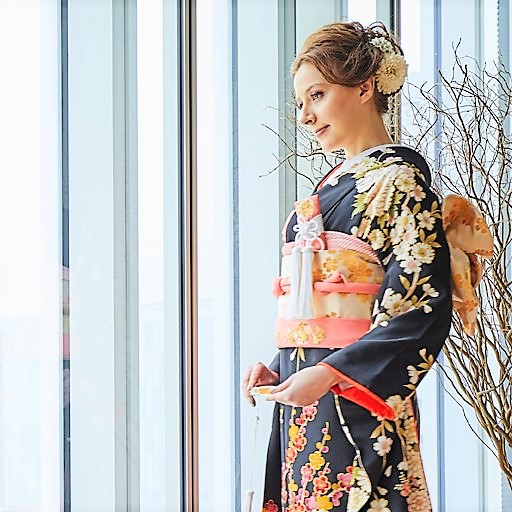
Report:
262,145,453,512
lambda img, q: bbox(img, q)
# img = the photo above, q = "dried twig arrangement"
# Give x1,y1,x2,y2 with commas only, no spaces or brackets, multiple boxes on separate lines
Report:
401,46,512,488
261,103,343,187
263,97,399,187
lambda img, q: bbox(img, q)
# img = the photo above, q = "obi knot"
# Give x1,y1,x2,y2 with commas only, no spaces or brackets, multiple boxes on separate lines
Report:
293,215,325,247
442,194,494,335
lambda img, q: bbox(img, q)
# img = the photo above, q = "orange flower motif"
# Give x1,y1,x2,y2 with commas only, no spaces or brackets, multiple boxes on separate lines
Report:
322,257,339,273
296,198,316,219
288,424,299,441
338,250,360,267
313,474,331,493
456,299,478,315
300,463,315,483
301,403,317,421
453,273,464,290
315,495,334,510
288,478,298,492
400,482,412,497
308,451,325,470
337,470,354,491
312,268,325,282
475,217,488,233
286,322,326,346
293,433,307,451
346,260,373,282
262,499,279,512
286,446,298,463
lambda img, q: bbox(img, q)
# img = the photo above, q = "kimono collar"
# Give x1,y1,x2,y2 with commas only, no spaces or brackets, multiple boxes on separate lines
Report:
316,144,421,190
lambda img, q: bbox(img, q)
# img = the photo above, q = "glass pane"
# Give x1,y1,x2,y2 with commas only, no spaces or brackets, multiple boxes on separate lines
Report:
237,1,282,510
0,1,61,509
195,0,283,509
196,0,235,509
295,3,345,199
137,0,181,509
68,2,117,508
348,0,376,26
401,0,506,509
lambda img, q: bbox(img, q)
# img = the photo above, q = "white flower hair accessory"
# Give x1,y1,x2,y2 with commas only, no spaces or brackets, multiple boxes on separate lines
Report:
370,36,408,95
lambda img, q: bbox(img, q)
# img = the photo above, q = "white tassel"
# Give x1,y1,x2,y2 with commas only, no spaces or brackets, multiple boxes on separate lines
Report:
298,246,315,319
244,490,254,512
286,245,302,319
288,212,323,320
245,397,261,512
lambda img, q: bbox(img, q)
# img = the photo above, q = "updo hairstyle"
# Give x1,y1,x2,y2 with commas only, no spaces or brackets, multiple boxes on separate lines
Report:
290,21,405,114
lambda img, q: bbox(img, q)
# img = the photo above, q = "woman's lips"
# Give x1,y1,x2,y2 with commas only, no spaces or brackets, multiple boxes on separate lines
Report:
315,126,329,137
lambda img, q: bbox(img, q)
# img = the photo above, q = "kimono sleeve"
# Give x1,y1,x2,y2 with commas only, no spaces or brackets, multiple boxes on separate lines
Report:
268,352,280,377
318,162,452,421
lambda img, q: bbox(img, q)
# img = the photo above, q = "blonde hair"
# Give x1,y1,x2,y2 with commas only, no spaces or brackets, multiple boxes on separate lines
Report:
290,21,404,113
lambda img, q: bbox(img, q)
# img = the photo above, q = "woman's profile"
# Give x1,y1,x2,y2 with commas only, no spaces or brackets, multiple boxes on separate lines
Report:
242,21,453,511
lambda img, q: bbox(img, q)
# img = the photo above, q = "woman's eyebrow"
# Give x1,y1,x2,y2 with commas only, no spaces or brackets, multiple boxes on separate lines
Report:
295,82,326,101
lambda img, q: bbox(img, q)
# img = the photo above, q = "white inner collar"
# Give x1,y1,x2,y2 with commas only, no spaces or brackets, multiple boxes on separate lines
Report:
326,143,412,185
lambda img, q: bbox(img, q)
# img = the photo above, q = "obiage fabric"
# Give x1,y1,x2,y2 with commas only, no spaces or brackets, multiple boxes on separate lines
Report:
261,145,453,512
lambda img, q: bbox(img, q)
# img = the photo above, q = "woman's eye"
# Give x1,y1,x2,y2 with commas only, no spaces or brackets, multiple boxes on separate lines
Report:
311,91,322,100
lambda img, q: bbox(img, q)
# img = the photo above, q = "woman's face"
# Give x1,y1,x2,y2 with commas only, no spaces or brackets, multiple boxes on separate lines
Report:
293,62,365,153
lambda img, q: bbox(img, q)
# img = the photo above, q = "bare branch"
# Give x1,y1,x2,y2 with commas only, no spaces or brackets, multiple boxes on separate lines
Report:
402,48,512,488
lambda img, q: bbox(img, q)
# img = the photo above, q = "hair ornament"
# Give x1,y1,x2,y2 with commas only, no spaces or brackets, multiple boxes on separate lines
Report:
370,35,408,95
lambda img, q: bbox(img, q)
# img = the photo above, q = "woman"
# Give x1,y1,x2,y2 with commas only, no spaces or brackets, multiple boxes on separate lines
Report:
242,21,452,512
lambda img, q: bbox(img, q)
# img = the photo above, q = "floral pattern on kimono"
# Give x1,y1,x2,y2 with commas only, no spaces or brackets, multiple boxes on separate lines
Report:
262,145,453,512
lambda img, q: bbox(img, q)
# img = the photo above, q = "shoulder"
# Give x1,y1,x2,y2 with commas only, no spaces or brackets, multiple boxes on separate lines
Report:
351,145,438,222
370,145,432,185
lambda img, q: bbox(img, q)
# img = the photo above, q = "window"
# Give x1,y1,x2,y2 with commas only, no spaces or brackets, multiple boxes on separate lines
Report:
0,1,509,510
0,1,61,510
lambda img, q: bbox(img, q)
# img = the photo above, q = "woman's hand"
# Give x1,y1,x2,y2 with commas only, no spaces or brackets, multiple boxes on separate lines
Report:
265,365,342,407
242,362,280,407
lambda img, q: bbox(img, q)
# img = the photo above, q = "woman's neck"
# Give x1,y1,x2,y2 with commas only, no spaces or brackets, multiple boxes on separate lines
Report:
343,113,393,160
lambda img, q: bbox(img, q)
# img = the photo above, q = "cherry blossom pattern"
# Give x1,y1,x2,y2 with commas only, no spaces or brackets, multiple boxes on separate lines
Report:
367,497,392,512
362,391,433,511
280,403,368,511
405,348,435,392
346,152,442,329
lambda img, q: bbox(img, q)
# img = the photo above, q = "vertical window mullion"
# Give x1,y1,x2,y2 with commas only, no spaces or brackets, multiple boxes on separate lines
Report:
432,1,446,510
61,0,71,509
498,1,512,508
231,0,241,507
112,0,140,509
278,0,297,235
178,0,199,510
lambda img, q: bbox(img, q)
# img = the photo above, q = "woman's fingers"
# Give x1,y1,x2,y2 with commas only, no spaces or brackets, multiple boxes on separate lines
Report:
265,366,337,406
265,378,291,403
246,362,264,390
242,362,282,407
242,365,256,406
242,362,267,407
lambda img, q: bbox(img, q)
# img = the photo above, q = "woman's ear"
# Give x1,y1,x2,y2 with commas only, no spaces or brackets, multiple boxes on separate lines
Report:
359,76,376,104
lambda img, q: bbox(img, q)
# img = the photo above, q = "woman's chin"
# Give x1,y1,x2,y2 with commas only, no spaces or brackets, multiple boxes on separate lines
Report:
320,142,342,153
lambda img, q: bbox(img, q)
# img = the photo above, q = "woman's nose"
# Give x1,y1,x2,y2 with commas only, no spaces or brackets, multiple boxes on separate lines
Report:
298,105,314,126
